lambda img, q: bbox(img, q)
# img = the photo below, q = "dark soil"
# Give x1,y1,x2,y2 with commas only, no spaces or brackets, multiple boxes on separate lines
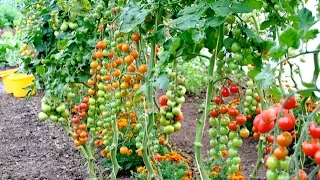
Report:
0,83,272,180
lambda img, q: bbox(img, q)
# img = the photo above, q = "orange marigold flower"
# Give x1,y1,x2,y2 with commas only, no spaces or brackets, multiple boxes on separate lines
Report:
158,137,165,144
185,170,192,176
117,118,128,129
181,176,191,180
211,171,218,177
137,167,145,173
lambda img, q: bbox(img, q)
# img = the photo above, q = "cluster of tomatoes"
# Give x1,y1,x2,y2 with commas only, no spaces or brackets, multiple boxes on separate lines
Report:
38,97,69,123
158,69,186,135
243,80,260,115
209,82,253,175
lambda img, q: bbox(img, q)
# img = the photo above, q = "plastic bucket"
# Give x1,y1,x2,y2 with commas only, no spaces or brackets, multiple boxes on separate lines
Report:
0,68,19,93
7,74,36,98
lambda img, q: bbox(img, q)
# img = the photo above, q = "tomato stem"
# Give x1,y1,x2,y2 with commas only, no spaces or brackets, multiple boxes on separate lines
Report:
110,115,120,180
194,24,223,180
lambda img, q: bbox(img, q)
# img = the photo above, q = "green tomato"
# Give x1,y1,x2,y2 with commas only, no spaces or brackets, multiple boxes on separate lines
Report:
68,22,78,30
218,144,227,151
228,148,238,157
225,67,232,74
60,22,68,31
231,42,241,52
279,157,291,170
266,156,279,170
172,107,181,115
167,100,176,107
232,137,243,148
209,117,219,126
209,148,219,157
232,156,241,164
38,112,49,121
175,96,185,104
164,125,175,134
234,52,243,61
229,62,238,70
166,90,175,100
216,60,225,67
277,172,289,179
226,15,236,24
232,28,241,37
210,139,218,147
220,126,229,135
266,169,278,180
160,116,170,126
220,116,230,126
209,128,218,137
219,135,228,144
87,117,94,124
177,85,186,96
218,50,225,59
41,103,51,113
50,115,58,122
89,98,96,105
173,122,181,131
229,131,238,139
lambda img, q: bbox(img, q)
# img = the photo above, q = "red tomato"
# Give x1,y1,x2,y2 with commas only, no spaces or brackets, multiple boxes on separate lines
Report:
302,140,320,157
236,114,247,125
280,96,297,110
219,105,229,114
314,150,320,164
80,103,88,110
267,135,274,143
261,108,277,124
228,107,238,117
278,113,296,131
83,97,89,103
254,114,274,133
256,107,261,114
230,84,239,93
209,109,220,118
221,87,230,97
309,122,320,139
273,103,289,116
229,121,238,131
213,96,223,104
159,95,168,107
73,116,80,124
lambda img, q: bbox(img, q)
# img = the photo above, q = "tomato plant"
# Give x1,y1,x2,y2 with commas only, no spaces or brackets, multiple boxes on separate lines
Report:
20,0,320,179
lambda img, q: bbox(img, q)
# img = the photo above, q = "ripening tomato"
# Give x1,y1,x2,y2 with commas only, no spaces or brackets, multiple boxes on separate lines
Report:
253,132,260,140
280,96,297,110
314,150,320,164
261,108,277,124
302,140,320,157
221,87,230,97
239,128,250,138
228,121,238,131
276,132,292,147
236,114,247,125
80,103,88,110
278,113,296,131
309,122,320,139
213,96,223,104
228,107,238,117
209,109,220,118
230,84,240,93
73,116,80,124
219,105,229,114
292,170,307,180
159,95,168,107
254,114,274,133
267,135,274,143
273,146,288,160
273,103,289,116
83,97,89,103
256,107,261,114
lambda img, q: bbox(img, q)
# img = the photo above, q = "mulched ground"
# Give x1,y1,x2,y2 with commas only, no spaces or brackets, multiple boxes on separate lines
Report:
0,81,268,180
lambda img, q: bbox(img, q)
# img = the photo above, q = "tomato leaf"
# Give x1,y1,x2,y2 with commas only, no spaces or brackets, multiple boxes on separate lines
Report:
36,65,45,77
205,16,226,28
298,89,314,97
163,37,181,54
268,85,282,102
245,0,263,9
240,27,263,44
170,14,202,30
280,0,295,15
248,67,260,80
204,27,217,51
298,8,318,40
229,2,253,13
255,64,276,88
260,19,277,30
210,0,232,16
118,2,152,33
268,46,287,59
154,72,169,90
279,27,300,49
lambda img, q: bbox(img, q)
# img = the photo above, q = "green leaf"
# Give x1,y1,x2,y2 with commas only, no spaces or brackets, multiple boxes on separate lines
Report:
279,27,300,49
245,0,263,9
224,38,236,50
163,37,181,54
304,29,319,40
119,2,152,33
248,67,260,79
229,3,253,13
280,0,295,15
191,29,205,43
260,19,277,30
206,16,226,28
298,89,314,97
255,64,276,88
36,65,45,77
170,14,202,30
155,25,166,44
154,72,169,90
252,57,262,69
298,8,318,40
268,85,282,102
210,0,232,16
204,27,218,51
268,46,287,59
240,27,263,44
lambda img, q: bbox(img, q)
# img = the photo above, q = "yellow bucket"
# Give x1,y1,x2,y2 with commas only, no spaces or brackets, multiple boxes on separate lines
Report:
0,68,19,93
7,74,36,98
